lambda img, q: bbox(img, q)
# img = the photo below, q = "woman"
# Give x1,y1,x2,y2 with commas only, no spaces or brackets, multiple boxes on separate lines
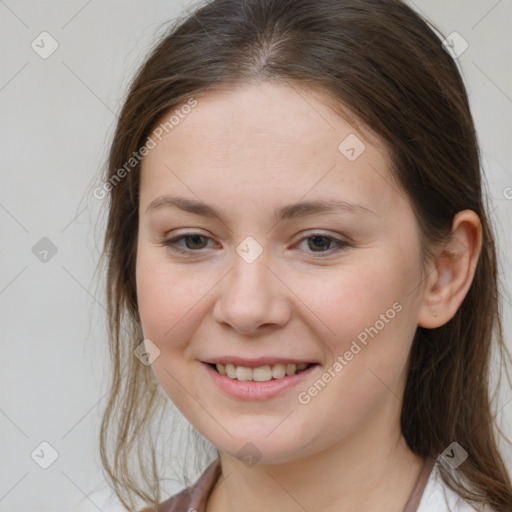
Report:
97,0,512,510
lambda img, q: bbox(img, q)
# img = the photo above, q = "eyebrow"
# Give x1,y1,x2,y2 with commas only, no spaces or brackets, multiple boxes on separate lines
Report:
145,195,376,223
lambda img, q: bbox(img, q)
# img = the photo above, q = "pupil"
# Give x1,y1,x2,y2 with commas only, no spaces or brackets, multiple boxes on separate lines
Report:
310,236,329,251
187,235,205,249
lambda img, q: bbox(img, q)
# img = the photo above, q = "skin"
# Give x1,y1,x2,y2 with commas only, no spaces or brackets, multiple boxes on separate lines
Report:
135,81,482,512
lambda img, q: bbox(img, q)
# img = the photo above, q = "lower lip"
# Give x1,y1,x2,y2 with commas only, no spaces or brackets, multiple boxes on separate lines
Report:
202,362,320,400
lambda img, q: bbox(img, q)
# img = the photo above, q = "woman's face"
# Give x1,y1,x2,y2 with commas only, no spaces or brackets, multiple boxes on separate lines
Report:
136,81,427,464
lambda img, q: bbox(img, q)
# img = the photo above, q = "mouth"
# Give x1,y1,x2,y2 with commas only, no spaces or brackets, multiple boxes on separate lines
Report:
203,360,321,400
207,362,318,382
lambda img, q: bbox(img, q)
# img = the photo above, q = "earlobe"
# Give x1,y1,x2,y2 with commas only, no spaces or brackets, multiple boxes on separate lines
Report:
417,210,482,329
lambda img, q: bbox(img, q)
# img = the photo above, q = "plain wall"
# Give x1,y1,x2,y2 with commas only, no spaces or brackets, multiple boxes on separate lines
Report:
1,1,511,510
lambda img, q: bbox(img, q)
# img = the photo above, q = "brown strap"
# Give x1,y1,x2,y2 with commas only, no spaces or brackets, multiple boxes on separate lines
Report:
147,458,221,512
188,457,222,511
402,457,437,512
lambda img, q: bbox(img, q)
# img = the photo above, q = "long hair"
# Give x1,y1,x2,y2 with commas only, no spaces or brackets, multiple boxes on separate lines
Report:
97,0,512,510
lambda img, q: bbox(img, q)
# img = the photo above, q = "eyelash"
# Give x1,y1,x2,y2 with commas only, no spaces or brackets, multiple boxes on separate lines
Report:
162,232,350,257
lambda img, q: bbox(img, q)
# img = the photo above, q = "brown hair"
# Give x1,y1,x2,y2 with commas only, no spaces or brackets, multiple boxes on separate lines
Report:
97,0,512,510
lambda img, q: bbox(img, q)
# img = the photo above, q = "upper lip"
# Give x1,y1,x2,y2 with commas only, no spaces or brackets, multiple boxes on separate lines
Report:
203,357,318,368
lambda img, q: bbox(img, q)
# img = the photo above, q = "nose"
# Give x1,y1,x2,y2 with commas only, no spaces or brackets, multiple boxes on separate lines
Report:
212,249,292,335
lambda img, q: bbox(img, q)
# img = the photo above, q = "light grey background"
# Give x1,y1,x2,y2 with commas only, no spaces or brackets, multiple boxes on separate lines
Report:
1,1,511,511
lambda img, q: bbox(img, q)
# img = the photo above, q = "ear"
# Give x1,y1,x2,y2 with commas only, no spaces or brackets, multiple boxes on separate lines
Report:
417,210,482,329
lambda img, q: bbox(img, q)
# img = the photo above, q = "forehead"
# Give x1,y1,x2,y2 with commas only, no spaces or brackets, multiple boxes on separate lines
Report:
140,82,404,216
152,82,371,158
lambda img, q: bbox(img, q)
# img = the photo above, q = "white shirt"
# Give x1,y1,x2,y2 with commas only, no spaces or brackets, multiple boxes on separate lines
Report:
417,462,496,512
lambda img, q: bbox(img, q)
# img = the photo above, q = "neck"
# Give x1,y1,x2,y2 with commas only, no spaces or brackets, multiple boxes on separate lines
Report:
207,419,425,512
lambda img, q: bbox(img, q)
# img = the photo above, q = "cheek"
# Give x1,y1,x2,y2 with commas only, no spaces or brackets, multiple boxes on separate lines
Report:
135,246,191,349
295,250,419,382
292,261,401,343
135,249,203,408
292,269,415,444
135,246,222,358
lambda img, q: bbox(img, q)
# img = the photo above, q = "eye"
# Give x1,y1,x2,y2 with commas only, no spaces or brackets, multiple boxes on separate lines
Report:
163,232,350,257
294,233,350,256
163,233,214,254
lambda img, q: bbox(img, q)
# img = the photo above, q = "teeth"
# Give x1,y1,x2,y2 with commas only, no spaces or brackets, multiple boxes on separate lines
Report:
215,362,311,381
226,364,236,379
236,366,252,381
271,363,286,379
286,363,296,376
252,365,272,381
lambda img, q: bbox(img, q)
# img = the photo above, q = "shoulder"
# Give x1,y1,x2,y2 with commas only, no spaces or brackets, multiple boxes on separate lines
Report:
417,462,498,512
